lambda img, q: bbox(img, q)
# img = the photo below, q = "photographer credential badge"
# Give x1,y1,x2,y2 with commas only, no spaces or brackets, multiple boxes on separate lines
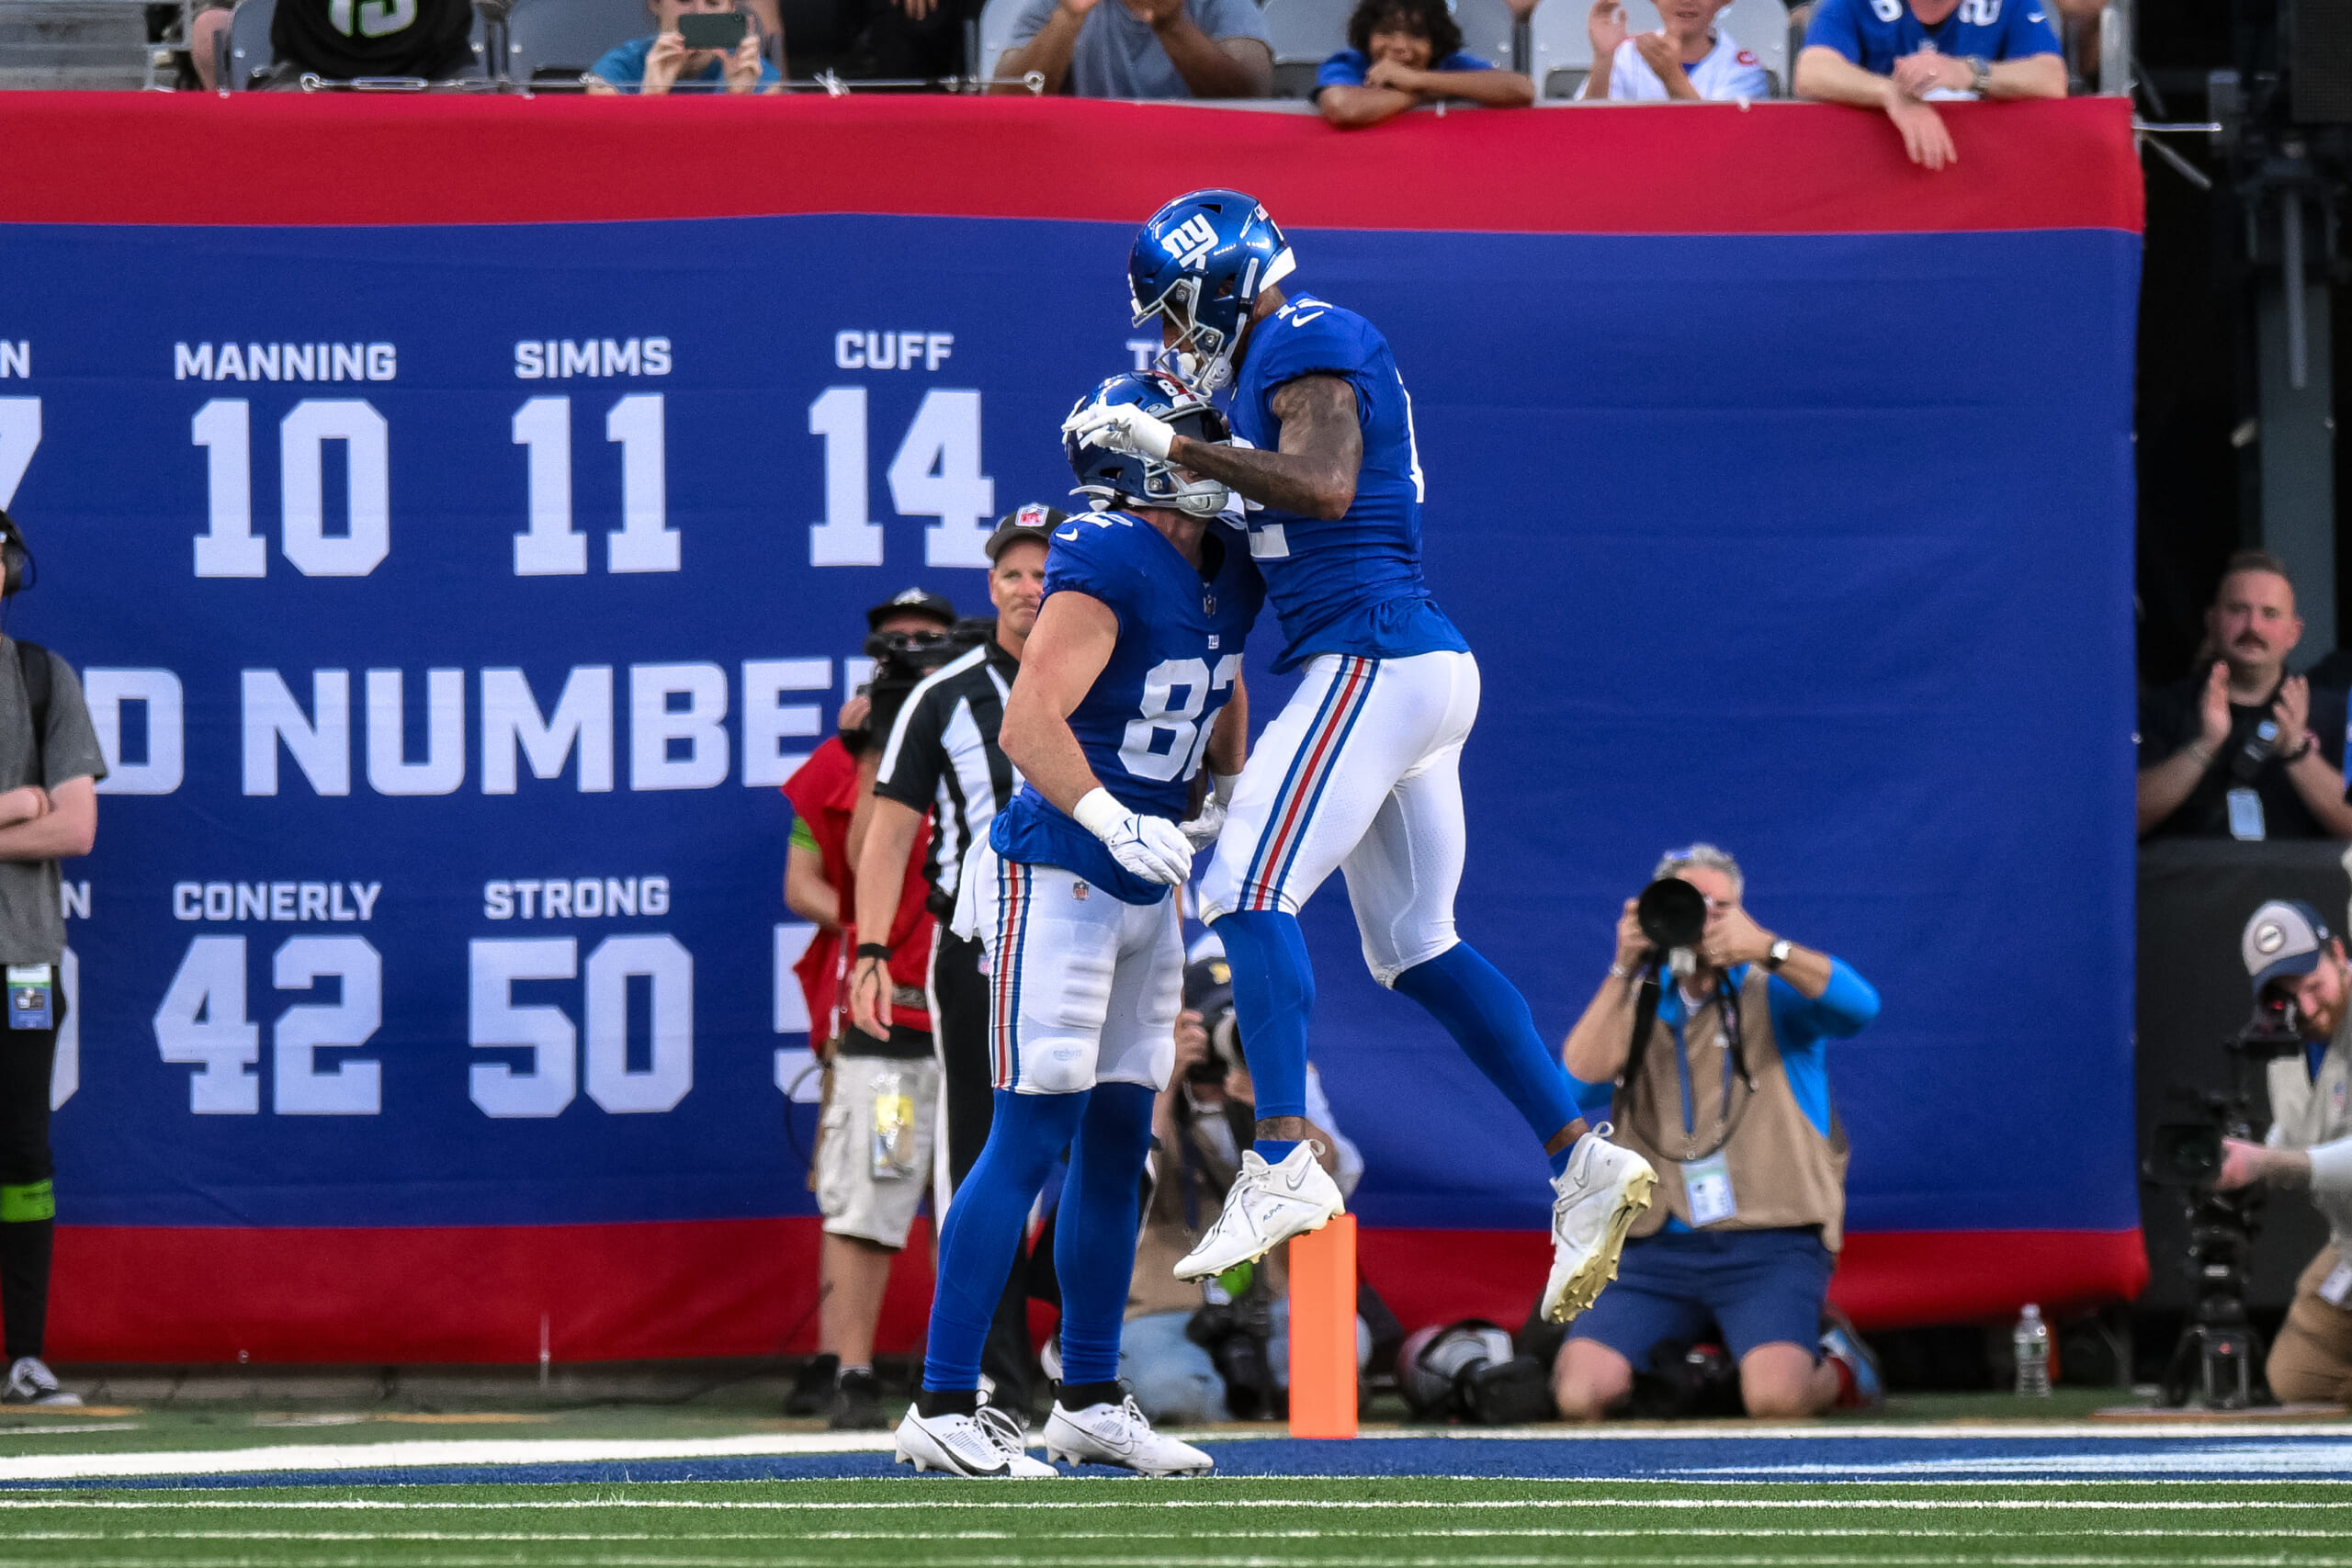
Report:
1682,1152,1736,1226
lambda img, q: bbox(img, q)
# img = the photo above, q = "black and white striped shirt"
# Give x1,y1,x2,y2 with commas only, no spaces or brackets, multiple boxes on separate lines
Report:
873,639,1022,912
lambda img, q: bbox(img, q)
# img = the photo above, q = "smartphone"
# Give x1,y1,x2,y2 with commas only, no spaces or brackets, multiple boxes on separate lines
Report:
677,12,748,50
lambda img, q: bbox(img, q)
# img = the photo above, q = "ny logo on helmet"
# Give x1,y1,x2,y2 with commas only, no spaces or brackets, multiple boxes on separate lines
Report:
1159,213,1221,272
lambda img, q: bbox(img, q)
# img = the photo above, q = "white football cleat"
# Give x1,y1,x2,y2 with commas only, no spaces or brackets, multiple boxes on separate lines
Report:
2,1357,80,1408
1045,1394,1213,1476
1173,1141,1344,1282
892,1402,1056,1477
1540,1125,1657,1324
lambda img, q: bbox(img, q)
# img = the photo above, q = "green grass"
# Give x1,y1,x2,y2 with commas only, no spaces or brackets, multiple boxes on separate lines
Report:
4,1479,2352,1567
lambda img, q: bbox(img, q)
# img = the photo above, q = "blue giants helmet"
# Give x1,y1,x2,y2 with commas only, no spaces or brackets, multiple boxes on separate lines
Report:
1063,371,1232,518
1129,189,1295,394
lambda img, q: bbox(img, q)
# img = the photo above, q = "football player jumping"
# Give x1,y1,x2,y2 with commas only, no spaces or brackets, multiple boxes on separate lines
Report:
894,371,1260,1478
1065,189,1656,1325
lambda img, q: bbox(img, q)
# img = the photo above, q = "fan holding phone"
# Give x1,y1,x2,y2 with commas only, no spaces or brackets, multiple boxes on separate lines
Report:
586,0,784,94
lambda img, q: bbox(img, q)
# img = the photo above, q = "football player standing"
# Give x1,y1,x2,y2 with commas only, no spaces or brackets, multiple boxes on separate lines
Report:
894,371,1260,1478
1065,189,1655,1325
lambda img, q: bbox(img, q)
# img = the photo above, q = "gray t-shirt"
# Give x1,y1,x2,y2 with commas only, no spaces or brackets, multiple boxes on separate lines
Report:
1008,0,1272,98
0,639,105,964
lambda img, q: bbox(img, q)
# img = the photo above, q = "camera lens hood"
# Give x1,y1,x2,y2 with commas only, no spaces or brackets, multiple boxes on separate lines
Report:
1636,876,1708,952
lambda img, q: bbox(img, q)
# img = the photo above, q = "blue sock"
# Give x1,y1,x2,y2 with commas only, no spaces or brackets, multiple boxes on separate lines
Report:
1211,909,1315,1161
1392,942,1590,1178
922,1089,1087,1393
1052,1082,1157,1386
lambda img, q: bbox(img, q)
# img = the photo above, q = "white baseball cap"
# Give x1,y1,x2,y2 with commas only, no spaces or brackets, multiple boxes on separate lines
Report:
2243,899,2334,997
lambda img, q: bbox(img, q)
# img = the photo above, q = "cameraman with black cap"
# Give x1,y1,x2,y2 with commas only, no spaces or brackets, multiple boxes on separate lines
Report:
848,506,1053,1416
0,510,103,1408
2215,899,2352,1404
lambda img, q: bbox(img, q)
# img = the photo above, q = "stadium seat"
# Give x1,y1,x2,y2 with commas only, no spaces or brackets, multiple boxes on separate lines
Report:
1261,0,1350,98
975,0,1023,85
505,0,651,85
1525,0,1592,96
1450,0,1523,74
1617,0,1787,93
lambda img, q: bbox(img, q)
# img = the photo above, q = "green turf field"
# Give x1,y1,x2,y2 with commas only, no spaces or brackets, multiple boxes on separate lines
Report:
6,1478,2352,1567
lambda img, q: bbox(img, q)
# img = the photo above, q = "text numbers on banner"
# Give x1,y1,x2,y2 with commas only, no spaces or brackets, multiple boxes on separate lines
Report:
514,396,678,576
469,936,693,1117
191,400,390,578
808,387,879,567
1118,654,1239,782
153,935,261,1114
272,936,383,1115
0,398,40,512
154,935,389,1115
808,388,995,568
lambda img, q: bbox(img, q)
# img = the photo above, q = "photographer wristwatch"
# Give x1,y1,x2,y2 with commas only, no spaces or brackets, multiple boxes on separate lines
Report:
1765,939,1793,971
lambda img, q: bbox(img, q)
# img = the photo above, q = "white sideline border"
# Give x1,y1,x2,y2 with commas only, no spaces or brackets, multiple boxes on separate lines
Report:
5,1422,2352,1484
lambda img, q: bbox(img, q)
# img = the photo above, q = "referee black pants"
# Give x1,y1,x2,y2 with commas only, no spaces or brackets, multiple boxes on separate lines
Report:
933,928,1035,1410
0,998,62,1365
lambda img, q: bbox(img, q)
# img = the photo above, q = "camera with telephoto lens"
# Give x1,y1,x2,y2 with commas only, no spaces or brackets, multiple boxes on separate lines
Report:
1182,955,1241,1086
846,617,992,752
2143,992,2311,1407
1186,1260,1280,1419
1635,875,1709,969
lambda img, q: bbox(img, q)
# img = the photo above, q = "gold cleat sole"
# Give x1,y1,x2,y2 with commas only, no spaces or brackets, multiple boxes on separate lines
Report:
1544,1164,1658,1325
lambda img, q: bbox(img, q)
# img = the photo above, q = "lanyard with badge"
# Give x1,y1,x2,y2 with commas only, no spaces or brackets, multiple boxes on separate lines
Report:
1660,976,1755,1227
6,964,51,1030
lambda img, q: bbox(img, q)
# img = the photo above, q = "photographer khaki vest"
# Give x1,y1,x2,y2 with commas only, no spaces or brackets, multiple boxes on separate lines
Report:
1615,969,1852,1252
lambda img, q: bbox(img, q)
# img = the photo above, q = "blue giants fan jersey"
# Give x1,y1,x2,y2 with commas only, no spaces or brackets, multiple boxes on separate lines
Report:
1804,0,2059,74
1227,293,1470,673
991,511,1265,904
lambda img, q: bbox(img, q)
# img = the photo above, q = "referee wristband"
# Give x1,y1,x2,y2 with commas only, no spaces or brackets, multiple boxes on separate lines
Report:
855,942,892,963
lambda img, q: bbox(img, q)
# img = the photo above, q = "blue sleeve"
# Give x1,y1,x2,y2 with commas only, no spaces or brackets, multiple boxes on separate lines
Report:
1802,0,1868,64
760,55,784,84
1252,308,1379,394
1766,960,1878,1139
1041,521,1138,628
2000,0,2060,57
1196,0,1272,42
589,37,650,84
1437,52,1494,71
1006,0,1058,48
1317,50,1369,89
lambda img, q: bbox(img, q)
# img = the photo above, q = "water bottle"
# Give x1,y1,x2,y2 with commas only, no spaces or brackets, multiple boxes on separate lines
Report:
2013,1303,2052,1397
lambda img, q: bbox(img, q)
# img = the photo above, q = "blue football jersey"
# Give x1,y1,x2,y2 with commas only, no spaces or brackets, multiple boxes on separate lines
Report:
1227,294,1470,674
991,511,1265,904
1804,0,2058,74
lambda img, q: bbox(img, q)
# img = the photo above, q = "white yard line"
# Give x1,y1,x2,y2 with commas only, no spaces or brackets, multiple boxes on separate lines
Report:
4,1495,2352,1511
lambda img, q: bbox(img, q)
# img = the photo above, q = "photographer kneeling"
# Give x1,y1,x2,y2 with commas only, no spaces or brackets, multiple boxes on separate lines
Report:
2215,901,2352,1404
1555,845,1882,1420
1121,953,1366,1423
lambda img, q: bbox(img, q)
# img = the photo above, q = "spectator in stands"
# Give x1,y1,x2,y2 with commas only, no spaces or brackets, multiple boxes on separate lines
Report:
1579,0,1771,101
2138,552,2352,842
190,0,481,88
1554,844,1882,1421
777,587,957,1430
1122,953,1367,1423
2216,899,2352,1405
1792,0,2063,170
1314,0,1533,129
991,0,1271,98
587,0,784,94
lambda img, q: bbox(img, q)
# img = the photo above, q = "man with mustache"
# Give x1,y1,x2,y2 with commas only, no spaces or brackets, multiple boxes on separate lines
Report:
2138,552,2352,840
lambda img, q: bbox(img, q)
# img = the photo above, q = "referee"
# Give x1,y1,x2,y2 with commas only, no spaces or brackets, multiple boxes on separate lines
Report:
849,504,1054,1415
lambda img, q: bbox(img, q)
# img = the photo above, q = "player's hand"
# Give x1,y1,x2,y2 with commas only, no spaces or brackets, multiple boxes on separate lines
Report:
1074,788,1194,885
1586,0,1628,61
2274,674,2312,760
641,30,688,94
1178,796,1226,852
2196,660,2233,755
847,953,891,1037
1884,93,1955,170
1062,400,1176,462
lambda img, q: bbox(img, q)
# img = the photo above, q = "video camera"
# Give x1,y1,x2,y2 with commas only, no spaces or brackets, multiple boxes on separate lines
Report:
845,616,993,752
2143,996,2311,1407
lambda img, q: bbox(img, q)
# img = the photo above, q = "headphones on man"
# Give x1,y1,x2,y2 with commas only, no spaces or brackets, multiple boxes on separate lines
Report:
0,509,36,597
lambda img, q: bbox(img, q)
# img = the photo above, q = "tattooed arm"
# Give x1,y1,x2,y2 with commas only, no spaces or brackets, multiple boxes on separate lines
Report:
1166,374,1362,522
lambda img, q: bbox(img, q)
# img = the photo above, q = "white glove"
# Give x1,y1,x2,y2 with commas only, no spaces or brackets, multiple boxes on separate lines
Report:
1061,400,1176,462
1073,787,1195,886
1178,772,1241,851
